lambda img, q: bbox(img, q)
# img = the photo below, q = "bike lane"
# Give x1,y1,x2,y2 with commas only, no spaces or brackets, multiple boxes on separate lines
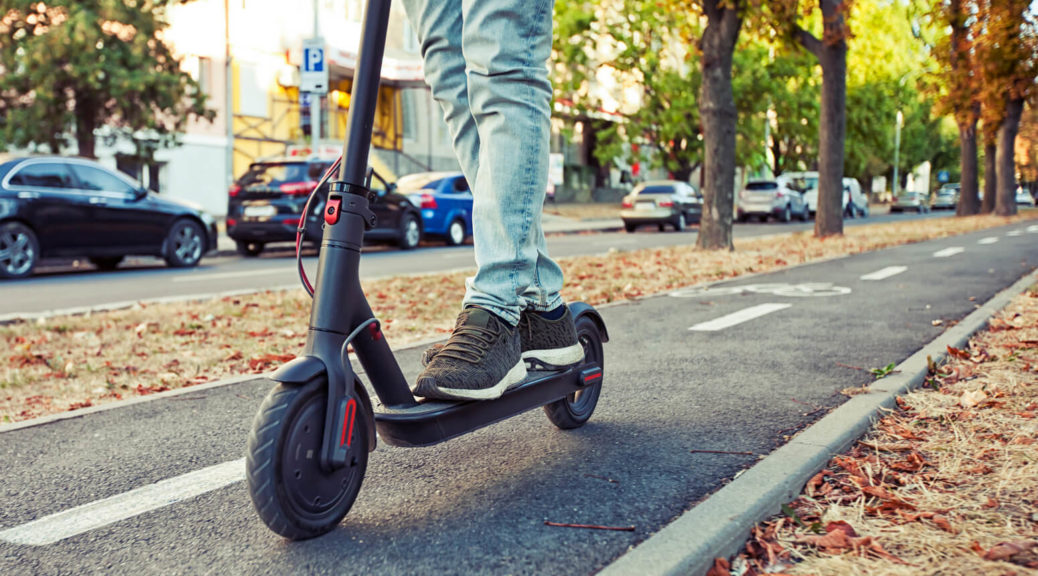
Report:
0,223,1035,575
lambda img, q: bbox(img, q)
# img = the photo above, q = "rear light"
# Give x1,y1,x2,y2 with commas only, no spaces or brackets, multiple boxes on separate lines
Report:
621,200,633,208
284,218,301,227
657,200,674,207
279,181,318,195
419,193,438,209
229,184,241,197
226,218,237,228
775,190,785,198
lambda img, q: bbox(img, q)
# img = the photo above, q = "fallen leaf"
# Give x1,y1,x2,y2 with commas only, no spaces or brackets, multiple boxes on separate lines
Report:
959,389,988,408
705,558,730,576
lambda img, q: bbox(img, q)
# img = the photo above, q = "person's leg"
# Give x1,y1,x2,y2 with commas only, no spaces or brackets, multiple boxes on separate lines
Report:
459,0,565,326
399,0,479,181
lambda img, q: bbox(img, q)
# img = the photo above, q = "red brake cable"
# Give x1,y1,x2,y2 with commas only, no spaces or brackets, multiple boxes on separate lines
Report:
296,156,342,298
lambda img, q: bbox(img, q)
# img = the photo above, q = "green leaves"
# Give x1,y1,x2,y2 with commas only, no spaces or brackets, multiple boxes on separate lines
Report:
0,0,214,156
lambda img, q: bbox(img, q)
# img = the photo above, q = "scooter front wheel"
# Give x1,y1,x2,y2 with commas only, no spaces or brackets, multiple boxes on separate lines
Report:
543,314,604,429
246,378,369,540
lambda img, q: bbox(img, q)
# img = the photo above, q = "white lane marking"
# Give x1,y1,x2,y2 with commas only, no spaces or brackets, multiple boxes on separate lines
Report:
933,247,964,258
441,252,475,259
860,266,907,281
1007,230,1023,237
1028,225,1038,233
689,303,791,332
173,268,295,282
0,459,245,546
978,237,999,245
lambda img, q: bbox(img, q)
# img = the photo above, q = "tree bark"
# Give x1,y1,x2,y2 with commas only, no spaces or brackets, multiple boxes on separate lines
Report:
995,96,1023,216
956,120,980,215
982,140,997,213
796,0,848,238
74,96,97,159
696,0,741,251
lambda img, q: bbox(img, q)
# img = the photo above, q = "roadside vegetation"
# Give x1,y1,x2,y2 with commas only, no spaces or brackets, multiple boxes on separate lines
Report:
2,211,1037,423
711,284,1038,575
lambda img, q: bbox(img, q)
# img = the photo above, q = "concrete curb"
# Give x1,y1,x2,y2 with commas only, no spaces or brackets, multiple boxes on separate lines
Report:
597,269,1038,576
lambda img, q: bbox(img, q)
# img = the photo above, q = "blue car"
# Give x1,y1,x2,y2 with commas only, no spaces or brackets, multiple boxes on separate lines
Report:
397,172,473,246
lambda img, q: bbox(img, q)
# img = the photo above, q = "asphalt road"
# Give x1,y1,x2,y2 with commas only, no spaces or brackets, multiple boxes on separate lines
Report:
2,210,948,318
1,220,1035,575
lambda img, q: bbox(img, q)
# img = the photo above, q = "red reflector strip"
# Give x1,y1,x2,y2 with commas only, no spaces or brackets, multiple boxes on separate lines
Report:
340,398,357,447
367,322,383,341
582,370,602,385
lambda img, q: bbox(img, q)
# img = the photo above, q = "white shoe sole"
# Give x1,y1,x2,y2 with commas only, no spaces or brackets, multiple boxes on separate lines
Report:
521,343,584,368
428,360,528,401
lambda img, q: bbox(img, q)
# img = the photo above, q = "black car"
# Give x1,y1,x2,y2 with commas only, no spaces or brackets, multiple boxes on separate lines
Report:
225,156,422,256
0,155,218,279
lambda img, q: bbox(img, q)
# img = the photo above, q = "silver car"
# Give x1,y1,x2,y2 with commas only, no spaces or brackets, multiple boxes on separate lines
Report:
737,178,809,223
620,180,703,232
931,184,959,210
891,191,931,213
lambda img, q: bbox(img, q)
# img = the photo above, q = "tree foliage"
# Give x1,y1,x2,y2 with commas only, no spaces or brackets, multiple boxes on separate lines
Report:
0,0,213,158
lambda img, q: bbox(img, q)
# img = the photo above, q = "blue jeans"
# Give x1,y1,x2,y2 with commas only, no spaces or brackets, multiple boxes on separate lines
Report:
401,0,563,327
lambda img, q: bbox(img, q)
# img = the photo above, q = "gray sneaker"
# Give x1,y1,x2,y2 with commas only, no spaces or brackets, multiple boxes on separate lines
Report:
412,307,526,401
421,306,583,371
517,306,584,369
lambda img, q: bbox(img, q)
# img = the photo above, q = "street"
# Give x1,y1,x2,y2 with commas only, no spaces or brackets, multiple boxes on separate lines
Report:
1,209,947,319
1,220,1034,575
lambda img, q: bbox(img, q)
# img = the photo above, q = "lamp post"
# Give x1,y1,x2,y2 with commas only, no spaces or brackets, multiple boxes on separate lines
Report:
892,109,903,198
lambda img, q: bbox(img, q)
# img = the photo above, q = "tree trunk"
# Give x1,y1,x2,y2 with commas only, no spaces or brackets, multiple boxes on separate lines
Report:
74,94,98,159
796,0,848,238
696,0,741,251
982,140,997,213
995,96,1023,216
956,120,980,215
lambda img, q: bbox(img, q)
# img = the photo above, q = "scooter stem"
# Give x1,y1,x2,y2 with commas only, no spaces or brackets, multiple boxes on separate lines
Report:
303,0,416,410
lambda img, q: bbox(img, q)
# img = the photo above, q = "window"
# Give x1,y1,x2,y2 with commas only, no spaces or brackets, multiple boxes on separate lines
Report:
68,164,136,195
238,63,269,118
8,163,75,188
402,90,417,141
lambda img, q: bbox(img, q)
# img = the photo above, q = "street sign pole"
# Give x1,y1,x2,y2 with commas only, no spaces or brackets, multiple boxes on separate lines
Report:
310,0,321,144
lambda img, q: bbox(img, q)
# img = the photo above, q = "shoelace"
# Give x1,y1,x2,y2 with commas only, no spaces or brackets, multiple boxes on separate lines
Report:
436,323,497,363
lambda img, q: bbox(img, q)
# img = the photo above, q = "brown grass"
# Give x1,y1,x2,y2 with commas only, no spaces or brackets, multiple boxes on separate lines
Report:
714,287,1038,576
3,211,1037,423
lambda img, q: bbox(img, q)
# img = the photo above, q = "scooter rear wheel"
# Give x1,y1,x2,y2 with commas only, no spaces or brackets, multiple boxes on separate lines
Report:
543,315,604,429
246,378,369,540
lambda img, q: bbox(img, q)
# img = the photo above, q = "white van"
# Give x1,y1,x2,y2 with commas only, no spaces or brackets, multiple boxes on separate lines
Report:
784,171,867,218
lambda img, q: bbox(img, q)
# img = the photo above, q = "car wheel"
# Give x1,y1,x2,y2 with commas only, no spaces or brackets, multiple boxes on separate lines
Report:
164,219,205,268
236,241,265,257
917,205,924,214
445,218,466,246
781,205,792,223
0,222,38,279
397,213,421,250
90,256,124,271
674,212,687,232
624,222,637,233
800,205,810,221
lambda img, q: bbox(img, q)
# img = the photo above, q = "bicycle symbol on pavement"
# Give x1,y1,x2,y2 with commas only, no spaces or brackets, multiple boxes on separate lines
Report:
669,282,852,299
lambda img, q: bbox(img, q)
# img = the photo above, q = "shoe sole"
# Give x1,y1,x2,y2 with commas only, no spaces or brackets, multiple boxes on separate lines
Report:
416,360,527,401
521,343,584,368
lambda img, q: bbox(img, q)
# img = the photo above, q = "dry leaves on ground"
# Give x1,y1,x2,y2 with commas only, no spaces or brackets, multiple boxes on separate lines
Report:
716,287,1038,575
2,211,1036,423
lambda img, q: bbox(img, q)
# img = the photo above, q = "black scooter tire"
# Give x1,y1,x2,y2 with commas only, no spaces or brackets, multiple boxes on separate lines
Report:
246,378,368,540
543,315,604,429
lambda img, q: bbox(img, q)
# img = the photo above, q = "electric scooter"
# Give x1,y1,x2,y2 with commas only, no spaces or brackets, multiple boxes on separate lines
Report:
244,0,608,540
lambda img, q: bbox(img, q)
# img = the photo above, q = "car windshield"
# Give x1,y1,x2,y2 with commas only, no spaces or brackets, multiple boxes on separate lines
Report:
745,182,778,191
396,173,449,193
636,185,676,195
239,162,314,186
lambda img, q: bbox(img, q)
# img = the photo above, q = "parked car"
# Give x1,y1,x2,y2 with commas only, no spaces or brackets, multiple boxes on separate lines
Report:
226,156,422,256
396,171,473,246
890,190,931,213
785,171,819,215
0,155,218,279
932,183,960,210
620,180,703,232
737,177,809,223
843,177,869,218
1015,186,1036,207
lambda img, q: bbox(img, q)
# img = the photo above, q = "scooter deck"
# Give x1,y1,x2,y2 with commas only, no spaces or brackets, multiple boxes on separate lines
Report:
372,364,602,447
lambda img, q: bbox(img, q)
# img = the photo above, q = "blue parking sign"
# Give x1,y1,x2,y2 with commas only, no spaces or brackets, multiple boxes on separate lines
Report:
301,38,328,94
